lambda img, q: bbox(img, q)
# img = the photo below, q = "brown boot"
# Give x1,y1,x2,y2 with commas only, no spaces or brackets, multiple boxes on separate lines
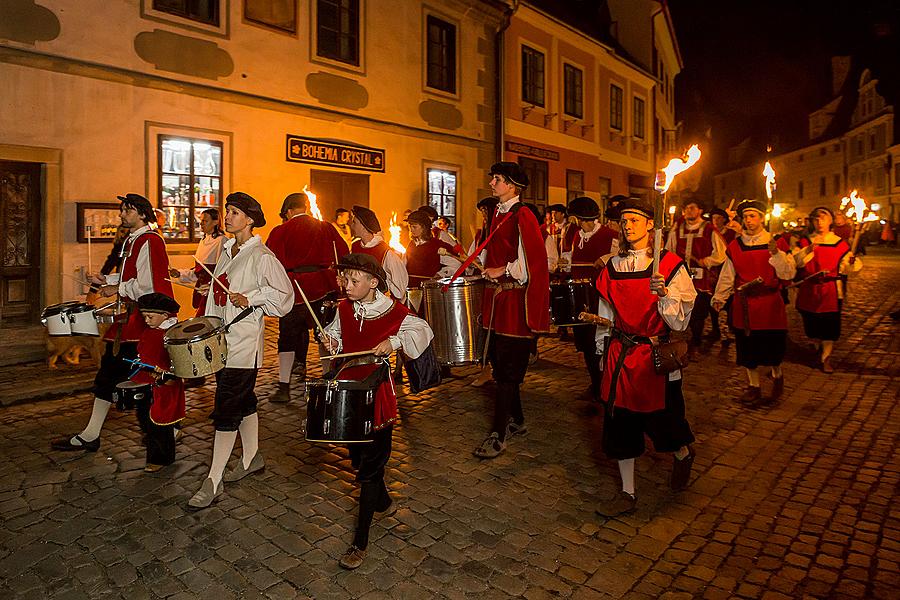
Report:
739,386,761,405
595,491,637,517
771,376,784,400
822,357,834,374
339,545,367,570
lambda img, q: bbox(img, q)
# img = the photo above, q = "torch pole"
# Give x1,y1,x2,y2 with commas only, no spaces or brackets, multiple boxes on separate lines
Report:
652,191,664,275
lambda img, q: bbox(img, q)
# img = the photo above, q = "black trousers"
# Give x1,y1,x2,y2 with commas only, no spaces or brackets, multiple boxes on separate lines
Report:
135,392,176,466
92,341,139,402
487,333,532,441
573,324,601,398
349,426,393,550
277,300,326,367
688,292,712,344
210,368,258,432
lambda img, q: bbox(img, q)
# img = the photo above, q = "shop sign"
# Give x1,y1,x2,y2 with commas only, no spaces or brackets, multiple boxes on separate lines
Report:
505,141,559,161
286,135,385,172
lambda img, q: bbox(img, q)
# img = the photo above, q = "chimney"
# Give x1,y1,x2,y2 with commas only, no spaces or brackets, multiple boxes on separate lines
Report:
831,56,850,96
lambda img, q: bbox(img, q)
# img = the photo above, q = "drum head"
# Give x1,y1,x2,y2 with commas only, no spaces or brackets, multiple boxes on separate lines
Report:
165,316,224,343
41,301,80,317
116,381,147,390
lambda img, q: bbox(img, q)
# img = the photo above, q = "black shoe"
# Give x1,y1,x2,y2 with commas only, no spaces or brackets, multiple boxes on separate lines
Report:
707,329,721,341
595,491,637,517
771,376,784,400
671,446,695,491
51,434,100,452
506,418,528,437
269,382,290,403
739,386,761,405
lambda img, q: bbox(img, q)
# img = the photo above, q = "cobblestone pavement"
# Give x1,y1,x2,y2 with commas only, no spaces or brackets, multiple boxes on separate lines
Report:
1,250,898,599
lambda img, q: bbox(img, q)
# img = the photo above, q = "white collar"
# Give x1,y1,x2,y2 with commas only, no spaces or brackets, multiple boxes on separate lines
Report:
223,234,261,254
128,224,152,240
741,229,771,244
496,196,520,214
361,233,384,248
159,317,178,330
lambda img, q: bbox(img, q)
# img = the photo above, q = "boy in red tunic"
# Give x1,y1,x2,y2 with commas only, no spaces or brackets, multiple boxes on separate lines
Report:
321,254,434,570
594,198,697,517
792,207,862,373
349,205,408,302
712,200,796,404
132,293,186,472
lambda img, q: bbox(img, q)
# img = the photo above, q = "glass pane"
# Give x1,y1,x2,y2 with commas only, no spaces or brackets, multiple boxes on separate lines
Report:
428,171,443,194
161,138,191,174
442,195,455,217
193,142,221,176
194,176,220,207
442,172,456,196
161,174,191,206
164,206,193,241
427,194,441,212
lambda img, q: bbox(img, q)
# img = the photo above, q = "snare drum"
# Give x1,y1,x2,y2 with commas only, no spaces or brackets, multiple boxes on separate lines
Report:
304,361,386,443
68,303,100,336
163,316,227,378
113,381,151,411
95,302,129,324
41,302,80,336
549,278,597,326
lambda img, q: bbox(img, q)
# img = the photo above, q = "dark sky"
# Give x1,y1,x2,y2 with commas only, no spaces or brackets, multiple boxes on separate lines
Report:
668,0,900,176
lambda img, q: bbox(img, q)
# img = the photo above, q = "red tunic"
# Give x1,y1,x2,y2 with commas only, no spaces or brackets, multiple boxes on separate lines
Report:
726,238,789,331
351,239,390,265
481,204,550,337
795,238,850,313
671,220,721,293
571,225,617,280
336,299,409,429
406,237,457,287
833,223,853,241
192,262,216,315
597,251,683,413
267,214,348,302
104,230,173,343
131,327,186,426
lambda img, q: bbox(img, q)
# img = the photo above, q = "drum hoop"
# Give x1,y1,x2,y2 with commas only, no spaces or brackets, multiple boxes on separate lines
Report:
552,278,595,285
68,304,96,314
42,302,81,316
164,317,225,345
422,276,484,289
115,381,150,389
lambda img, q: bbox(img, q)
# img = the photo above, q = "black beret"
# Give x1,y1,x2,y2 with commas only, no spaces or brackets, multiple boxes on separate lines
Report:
736,199,767,217
352,205,381,233
477,196,499,210
137,292,180,315
337,253,388,293
681,197,705,211
117,193,156,224
226,192,266,228
618,197,655,220
608,194,629,204
547,203,567,214
708,207,728,219
406,209,433,228
489,161,529,188
567,196,600,219
418,205,439,221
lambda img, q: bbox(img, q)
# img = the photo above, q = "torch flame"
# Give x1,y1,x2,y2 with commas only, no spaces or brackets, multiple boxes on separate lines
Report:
840,190,867,220
388,212,406,254
302,184,323,221
763,162,776,200
655,145,702,193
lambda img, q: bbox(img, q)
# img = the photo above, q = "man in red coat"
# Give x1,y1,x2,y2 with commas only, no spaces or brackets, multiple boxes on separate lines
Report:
266,192,349,403
52,194,173,452
472,162,550,459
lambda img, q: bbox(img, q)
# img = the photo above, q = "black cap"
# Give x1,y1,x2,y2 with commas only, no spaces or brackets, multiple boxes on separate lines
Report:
418,205,439,222
406,209,433,229
489,162,529,188
737,199,767,217
137,292,180,315
709,207,728,219
337,253,388,293
351,205,381,233
226,192,266,228
117,193,156,224
547,203,567,214
681,195,705,211
567,196,600,220
810,206,835,219
477,196,499,211
618,197,655,220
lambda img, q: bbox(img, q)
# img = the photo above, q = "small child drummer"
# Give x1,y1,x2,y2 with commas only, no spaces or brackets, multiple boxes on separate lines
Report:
321,253,433,570
133,292,186,472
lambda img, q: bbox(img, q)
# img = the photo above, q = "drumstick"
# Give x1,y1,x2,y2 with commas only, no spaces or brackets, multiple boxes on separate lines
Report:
577,312,613,327
326,349,379,360
63,272,93,286
294,281,331,355
197,262,232,294
438,247,484,271
165,277,197,289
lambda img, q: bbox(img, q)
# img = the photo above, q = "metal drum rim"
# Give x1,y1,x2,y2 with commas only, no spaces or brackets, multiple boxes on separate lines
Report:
164,316,225,345
41,301,81,317
421,276,485,289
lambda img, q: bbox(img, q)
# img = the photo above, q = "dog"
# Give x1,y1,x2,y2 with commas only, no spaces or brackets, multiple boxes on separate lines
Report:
46,290,109,369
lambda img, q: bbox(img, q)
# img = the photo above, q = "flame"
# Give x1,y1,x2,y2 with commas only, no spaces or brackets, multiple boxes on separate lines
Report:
763,162,777,200
302,185,323,221
655,145,701,193
388,212,406,254
839,190,879,223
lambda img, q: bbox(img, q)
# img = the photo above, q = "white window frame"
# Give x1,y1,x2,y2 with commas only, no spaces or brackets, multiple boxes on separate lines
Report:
141,0,229,38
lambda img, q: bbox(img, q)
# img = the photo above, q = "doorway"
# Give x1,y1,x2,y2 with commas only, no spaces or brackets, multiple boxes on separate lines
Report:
0,161,43,329
310,169,370,222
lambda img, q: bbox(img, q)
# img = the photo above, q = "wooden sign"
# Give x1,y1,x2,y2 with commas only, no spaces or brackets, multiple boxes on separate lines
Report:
286,135,385,172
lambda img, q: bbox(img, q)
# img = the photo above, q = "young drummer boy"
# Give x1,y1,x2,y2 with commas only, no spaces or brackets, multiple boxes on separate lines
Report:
321,253,434,570
132,293,185,472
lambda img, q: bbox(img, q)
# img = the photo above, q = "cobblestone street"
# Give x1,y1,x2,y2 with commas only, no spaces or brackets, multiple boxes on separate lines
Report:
1,250,898,600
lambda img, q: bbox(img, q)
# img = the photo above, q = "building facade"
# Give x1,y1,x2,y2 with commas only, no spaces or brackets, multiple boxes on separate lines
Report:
0,0,505,359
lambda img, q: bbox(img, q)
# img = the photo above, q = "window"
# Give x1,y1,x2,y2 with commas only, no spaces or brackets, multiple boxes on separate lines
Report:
563,64,583,119
610,84,623,131
599,176,611,201
245,0,297,33
316,0,360,66
633,97,645,139
870,131,877,151
518,157,548,205
834,174,841,194
798,181,804,199
566,170,584,202
856,136,864,156
426,168,456,233
153,0,219,26
426,16,456,93
521,45,545,107
158,136,223,242
820,177,826,197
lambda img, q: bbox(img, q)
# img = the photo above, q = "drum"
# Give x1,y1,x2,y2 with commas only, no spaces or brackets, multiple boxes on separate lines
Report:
304,361,385,444
113,381,151,411
422,276,485,366
550,278,597,326
163,316,227,378
68,303,100,336
41,302,80,336
95,302,129,324
317,293,343,328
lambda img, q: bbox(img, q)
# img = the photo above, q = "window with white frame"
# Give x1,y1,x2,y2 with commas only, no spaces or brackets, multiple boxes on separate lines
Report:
426,168,457,233
158,135,223,242
522,45,545,107
563,64,583,119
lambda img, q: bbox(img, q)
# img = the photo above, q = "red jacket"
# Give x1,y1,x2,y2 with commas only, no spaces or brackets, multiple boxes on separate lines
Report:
267,214,349,302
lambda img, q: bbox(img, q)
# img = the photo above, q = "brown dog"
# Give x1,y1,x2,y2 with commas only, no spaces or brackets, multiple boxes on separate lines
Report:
46,290,109,369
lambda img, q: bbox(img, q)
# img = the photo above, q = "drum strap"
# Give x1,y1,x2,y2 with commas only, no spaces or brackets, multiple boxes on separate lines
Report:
443,209,516,290
223,306,256,332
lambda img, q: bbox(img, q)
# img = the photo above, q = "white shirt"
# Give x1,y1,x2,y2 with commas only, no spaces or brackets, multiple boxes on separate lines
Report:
105,225,161,301
594,248,697,381
791,231,862,299
666,219,726,268
323,291,434,359
712,230,796,306
477,196,529,285
359,234,409,302
178,234,227,283
203,235,294,369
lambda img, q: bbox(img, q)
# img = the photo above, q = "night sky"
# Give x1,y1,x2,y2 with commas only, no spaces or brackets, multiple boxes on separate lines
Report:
668,0,900,181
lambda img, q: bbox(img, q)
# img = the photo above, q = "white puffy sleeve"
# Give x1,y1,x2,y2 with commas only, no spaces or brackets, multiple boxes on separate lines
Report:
389,313,435,359
245,253,294,318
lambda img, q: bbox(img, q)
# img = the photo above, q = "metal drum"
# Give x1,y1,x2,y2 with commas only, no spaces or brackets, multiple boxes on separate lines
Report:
41,302,80,336
163,316,227,378
304,361,386,444
422,276,485,366
68,303,100,336
95,302,129,324
113,381,151,411
550,278,597,326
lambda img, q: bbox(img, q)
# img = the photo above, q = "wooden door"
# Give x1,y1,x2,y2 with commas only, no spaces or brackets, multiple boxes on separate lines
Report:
310,169,370,222
0,161,42,328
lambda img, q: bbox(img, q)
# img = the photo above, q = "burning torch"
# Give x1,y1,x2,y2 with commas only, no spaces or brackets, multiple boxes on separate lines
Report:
763,161,776,224
653,145,702,274
839,190,879,255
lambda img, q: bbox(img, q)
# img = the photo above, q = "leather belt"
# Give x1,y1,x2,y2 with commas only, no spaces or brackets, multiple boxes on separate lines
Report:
604,328,668,416
289,264,330,274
